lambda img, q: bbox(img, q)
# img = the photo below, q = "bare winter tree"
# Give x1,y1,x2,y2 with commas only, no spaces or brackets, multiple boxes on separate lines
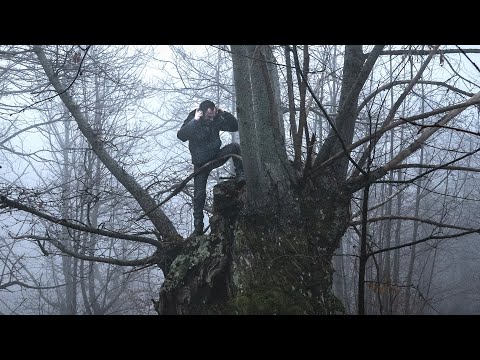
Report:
2,45,480,314
1,45,165,314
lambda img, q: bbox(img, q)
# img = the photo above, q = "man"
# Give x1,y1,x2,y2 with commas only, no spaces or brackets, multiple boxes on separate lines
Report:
177,100,245,236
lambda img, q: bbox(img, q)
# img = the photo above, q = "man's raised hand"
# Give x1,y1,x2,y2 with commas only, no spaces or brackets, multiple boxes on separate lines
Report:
194,108,203,120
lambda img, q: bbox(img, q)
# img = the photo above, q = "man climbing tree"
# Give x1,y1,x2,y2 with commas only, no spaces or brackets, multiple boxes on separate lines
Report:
177,100,245,236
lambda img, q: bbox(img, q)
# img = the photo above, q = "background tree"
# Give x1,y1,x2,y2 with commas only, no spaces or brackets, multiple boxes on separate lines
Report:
1,45,165,314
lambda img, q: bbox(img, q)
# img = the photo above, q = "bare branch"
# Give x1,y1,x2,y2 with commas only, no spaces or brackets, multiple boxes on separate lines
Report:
0,119,70,146
357,80,474,115
0,280,69,291
295,45,386,177
11,234,157,267
137,154,242,221
367,229,480,259
351,183,412,218
375,48,480,56
376,145,480,184
402,117,480,137
352,45,440,177
12,46,91,115
0,195,162,248
455,45,480,73
391,163,480,173
351,215,477,232
312,97,480,176
347,90,480,192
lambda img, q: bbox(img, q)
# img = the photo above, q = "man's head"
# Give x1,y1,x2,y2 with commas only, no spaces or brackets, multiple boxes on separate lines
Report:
199,100,216,121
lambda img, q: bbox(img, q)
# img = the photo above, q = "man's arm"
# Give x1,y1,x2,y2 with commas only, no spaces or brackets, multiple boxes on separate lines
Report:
177,109,199,142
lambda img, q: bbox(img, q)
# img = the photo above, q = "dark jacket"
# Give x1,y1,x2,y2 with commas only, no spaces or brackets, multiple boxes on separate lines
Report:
177,109,239,165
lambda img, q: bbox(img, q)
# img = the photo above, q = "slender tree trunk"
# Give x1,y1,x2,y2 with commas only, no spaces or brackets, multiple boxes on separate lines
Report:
404,81,428,314
392,112,405,314
358,184,370,315
404,140,425,314
381,58,396,313
59,116,77,314
332,242,346,310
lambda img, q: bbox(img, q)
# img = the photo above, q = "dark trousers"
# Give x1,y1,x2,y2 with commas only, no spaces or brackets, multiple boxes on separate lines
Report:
193,143,243,229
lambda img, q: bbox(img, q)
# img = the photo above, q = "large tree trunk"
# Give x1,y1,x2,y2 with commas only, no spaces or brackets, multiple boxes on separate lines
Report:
230,45,349,313
155,179,347,314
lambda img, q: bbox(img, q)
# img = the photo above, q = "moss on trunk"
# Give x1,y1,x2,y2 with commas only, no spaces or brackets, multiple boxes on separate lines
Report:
227,213,345,314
